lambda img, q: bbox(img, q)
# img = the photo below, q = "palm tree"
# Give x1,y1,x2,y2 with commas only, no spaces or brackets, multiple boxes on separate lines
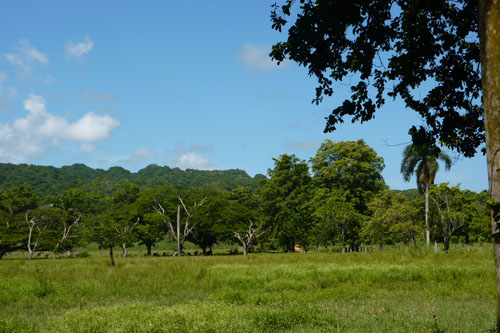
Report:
400,144,452,245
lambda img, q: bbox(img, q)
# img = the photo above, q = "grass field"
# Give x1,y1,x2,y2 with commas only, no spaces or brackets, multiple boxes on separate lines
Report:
0,247,496,332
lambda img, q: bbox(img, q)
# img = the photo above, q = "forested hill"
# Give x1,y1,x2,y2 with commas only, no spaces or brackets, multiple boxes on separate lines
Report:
0,163,265,196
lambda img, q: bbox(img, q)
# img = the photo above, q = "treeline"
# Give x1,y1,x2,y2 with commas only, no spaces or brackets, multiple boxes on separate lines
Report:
0,139,491,262
0,163,264,196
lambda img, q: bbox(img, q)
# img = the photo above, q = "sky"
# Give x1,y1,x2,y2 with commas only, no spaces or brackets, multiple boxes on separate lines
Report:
0,1,488,192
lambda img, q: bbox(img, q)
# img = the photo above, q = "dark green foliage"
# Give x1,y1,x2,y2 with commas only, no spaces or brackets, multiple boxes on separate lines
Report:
309,188,363,251
401,144,452,194
0,185,38,258
183,188,221,255
271,0,483,156
0,140,490,259
311,139,385,213
135,187,175,255
0,163,262,196
430,183,491,250
363,190,422,246
259,154,313,252
393,189,421,201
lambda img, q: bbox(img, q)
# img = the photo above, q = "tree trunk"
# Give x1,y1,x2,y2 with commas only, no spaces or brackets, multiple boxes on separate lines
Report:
177,205,182,256
146,243,152,256
121,243,127,257
479,0,500,330
109,246,115,267
242,243,248,256
53,243,60,259
425,183,430,245
443,237,450,254
29,250,34,260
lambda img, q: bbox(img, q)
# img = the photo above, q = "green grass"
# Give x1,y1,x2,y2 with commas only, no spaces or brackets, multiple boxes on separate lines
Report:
0,250,495,332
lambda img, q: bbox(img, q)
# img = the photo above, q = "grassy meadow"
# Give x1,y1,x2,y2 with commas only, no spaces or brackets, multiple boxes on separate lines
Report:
0,246,496,332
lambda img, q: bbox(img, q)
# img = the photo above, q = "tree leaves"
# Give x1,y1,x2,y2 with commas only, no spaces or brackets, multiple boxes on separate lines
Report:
271,0,483,156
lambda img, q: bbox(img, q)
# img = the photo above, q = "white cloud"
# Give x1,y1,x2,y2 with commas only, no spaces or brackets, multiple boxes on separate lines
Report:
45,74,55,85
0,94,119,162
65,36,94,58
285,139,320,152
240,43,285,70
174,141,214,154
4,40,48,77
64,112,119,141
97,155,129,167
79,143,97,152
168,141,214,170
0,71,17,98
176,152,212,169
4,54,25,69
126,147,156,164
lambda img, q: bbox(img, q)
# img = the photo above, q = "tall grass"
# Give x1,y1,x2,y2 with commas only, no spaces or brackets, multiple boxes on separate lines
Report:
0,250,495,332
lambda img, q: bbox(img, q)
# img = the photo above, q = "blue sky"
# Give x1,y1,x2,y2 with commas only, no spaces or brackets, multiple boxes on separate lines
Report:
0,1,487,192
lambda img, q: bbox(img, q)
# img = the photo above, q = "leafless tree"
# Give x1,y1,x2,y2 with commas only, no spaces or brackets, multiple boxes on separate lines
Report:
233,220,267,256
26,212,47,260
52,215,81,258
153,196,206,256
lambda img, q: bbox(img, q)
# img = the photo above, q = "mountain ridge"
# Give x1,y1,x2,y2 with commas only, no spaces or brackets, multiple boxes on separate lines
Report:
0,163,265,196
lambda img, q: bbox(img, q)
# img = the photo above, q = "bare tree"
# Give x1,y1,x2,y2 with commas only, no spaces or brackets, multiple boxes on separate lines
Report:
26,212,47,260
52,215,81,258
153,196,206,256
116,217,140,257
233,220,267,256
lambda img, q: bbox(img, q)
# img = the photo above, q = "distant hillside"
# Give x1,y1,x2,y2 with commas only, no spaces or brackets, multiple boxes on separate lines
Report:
0,163,265,196
392,188,421,201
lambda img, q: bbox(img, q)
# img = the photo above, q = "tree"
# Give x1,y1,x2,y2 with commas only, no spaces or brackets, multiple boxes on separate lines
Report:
0,185,37,259
185,189,221,255
310,189,362,252
136,187,173,255
362,189,422,247
233,220,267,256
0,209,25,260
430,184,466,253
311,139,385,213
259,154,313,252
215,188,265,254
50,188,92,257
400,144,452,245
25,209,49,260
111,183,141,257
87,196,120,266
271,1,483,156
153,192,206,256
85,184,140,266
271,1,500,326
466,190,491,242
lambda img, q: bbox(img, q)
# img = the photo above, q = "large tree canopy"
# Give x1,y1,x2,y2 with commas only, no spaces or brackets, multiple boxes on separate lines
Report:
271,0,483,156
311,139,385,212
